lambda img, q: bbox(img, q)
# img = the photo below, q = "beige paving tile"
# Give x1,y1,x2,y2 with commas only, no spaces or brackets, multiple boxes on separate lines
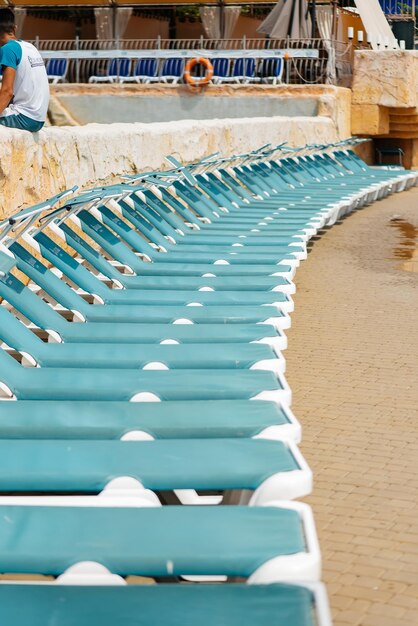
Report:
286,187,418,626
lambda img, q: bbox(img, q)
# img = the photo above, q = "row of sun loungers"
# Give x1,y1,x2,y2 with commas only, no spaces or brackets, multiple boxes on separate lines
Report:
47,57,283,85
0,138,415,624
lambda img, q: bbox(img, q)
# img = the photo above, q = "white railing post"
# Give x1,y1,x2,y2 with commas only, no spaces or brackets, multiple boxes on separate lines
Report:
75,35,80,83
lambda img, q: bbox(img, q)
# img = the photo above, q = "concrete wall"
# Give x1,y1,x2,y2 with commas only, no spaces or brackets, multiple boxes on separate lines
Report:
57,94,321,125
0,114,346,219
51,84,351,131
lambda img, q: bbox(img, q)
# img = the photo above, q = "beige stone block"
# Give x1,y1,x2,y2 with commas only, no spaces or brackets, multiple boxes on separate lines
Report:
318,86,352,141
351,104,389,136
352,50,418,108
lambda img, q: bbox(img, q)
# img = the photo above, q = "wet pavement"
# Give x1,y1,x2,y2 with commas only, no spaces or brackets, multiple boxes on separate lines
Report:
389,219,418,273
286,186,418,626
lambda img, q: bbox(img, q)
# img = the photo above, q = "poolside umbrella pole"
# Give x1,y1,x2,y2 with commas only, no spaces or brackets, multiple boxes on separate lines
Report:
311,0,317,38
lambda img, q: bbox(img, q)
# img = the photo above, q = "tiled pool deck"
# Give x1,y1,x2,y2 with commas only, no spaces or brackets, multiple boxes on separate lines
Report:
286,187,418,626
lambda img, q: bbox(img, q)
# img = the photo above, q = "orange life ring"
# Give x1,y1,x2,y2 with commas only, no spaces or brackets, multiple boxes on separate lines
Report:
184,57,214,87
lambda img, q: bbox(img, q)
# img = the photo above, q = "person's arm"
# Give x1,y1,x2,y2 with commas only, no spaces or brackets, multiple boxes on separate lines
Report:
0,66,15,114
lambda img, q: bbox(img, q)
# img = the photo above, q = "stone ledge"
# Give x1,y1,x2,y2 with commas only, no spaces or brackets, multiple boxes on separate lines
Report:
0,115,344,219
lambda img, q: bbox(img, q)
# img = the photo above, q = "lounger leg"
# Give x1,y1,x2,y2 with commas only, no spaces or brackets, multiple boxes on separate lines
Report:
222,489,252,505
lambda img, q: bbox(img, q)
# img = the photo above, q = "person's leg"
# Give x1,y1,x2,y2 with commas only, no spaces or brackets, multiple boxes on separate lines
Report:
0,114,43,132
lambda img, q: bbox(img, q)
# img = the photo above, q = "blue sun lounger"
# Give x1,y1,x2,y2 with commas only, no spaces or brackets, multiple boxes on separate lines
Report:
69,207,307,265
0,283,287,349
0,305,285,373
0,399,301,442
0,438,311,504
0,347,291,404
0,251,287,349
0,501,320,581
51,204,297,278
0,582,332,626
5,245,289,329
49,220,296,291
24,232,295,308
0,259,289,334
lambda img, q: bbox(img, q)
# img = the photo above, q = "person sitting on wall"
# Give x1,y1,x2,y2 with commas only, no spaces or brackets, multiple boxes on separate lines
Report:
0,8,49,132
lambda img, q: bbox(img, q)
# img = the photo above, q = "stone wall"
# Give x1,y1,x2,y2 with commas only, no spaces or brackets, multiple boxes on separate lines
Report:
351,50,418,139
0,113,348,219
352,50,418,110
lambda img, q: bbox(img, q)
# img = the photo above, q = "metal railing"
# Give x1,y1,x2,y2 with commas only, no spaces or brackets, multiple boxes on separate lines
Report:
379,0,415,18
33,37,353,85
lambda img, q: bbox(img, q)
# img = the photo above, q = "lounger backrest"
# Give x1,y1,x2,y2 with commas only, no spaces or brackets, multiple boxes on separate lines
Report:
0,260,63,330
215,170,255,201
10,242,87,315
212,58,230,78
195,174,234,209
33,232,107,299
161,58,184,78
299,157,325,181
273,159,300,185
0,305,40,351
0,505,305,577
204,172,237,201
251,163,281,188
58,222,121,283
0,346,20,374
205,173,244,205
316,154,343,176
265,162,297,191
76,210,145,271
47,58,68,78
117,198,168,248
108,58,131,78
231,167,260,194
143,191,187,232
259,58,283,80
284,159,310,184
94,205,158,255
134,58,158,78
233,58,256,78
134,192,184,239
323,154,351,176
0,249,16,277
126,198,175,238
172,181,219,220
335,150,365,173
159,189,199,225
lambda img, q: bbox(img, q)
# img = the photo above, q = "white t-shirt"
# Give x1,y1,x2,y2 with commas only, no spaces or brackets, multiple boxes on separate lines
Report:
0,40,49,122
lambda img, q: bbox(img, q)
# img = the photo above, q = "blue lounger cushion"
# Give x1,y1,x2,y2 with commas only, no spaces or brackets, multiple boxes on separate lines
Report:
0,582,329,626
0,399,300,441
0,350,291,403
0,439,310,502
0,308,284,370
0,503,318,580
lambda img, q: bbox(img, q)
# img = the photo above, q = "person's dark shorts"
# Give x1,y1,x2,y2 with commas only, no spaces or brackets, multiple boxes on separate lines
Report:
0,113,44,132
